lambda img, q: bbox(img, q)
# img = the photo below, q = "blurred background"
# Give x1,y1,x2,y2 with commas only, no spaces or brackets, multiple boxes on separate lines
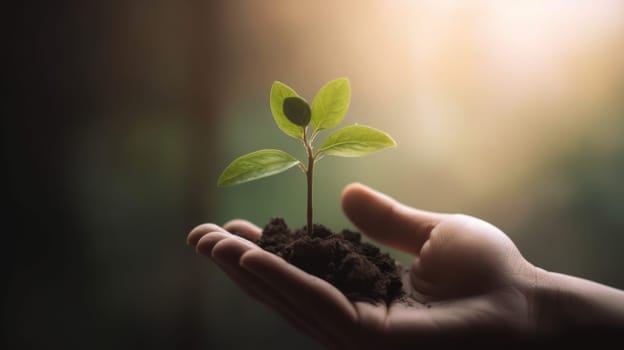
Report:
4,1,624,348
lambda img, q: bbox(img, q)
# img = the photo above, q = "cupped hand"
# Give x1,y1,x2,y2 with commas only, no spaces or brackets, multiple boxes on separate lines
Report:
187,183,538,348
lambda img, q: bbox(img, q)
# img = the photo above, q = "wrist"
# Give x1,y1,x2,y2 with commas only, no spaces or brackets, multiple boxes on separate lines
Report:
531,267,624,340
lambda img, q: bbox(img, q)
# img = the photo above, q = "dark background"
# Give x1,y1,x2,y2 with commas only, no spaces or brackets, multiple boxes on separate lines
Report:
4,2,624,349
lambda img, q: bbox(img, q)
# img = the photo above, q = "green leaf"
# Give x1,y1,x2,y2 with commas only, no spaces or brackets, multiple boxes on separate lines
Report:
217,149,301,187
318,125,396,157
311,78,351,131
283,96,311,127
270,81,304,139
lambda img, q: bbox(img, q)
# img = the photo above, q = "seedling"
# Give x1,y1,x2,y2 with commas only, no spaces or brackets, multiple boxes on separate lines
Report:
217,78,396,234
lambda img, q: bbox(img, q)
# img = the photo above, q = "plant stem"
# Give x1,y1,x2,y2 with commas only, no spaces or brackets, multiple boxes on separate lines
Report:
306,151,314,235
303,129,315,235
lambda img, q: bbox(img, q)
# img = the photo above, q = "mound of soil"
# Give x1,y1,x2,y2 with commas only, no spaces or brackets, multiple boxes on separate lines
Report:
255,217,404,305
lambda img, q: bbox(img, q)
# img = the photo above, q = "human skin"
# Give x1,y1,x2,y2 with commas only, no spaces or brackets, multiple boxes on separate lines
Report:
187,183,624,347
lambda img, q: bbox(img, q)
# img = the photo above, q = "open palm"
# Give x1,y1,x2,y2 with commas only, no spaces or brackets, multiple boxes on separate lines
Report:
187,183,538,347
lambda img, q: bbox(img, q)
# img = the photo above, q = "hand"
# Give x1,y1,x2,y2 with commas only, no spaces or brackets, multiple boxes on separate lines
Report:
187,183,539,347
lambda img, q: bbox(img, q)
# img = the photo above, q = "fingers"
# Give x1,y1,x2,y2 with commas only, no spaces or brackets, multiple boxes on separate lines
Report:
189,219,361,346
186,219,262,246
223,219,262,241
195,232,332,344
341,183,447,255
196,231,230,256
240,249,358,345
192,229,345,346
207,237,332,342
188,220,261,246
215,257,335,347
187,223,227,246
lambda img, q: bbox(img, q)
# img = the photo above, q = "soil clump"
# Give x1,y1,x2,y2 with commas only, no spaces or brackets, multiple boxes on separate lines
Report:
255,217,404,304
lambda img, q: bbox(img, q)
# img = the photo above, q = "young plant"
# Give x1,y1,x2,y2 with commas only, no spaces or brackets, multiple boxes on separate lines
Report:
217,78,396,234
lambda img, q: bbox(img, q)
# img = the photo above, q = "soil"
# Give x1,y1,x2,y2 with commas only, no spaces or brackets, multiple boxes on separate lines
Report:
255,217,404,305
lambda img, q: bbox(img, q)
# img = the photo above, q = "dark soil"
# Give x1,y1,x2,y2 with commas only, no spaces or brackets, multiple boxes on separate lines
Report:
255,217,404,305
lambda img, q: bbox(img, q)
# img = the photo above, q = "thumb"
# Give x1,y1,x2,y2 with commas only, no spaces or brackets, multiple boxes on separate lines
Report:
341,183,446,255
